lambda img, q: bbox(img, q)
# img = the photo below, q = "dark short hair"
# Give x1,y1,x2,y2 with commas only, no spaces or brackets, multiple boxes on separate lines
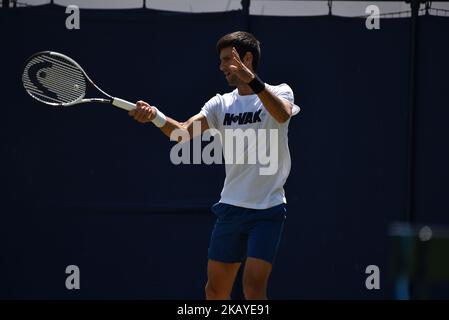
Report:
216,31,261,71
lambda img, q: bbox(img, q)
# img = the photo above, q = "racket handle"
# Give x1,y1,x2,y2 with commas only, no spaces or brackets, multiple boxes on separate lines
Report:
112,97,136,111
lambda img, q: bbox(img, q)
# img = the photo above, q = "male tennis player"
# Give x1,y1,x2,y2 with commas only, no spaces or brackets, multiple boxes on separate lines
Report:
129,31,299,300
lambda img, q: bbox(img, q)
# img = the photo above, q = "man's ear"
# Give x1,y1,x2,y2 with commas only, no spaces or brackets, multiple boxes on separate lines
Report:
243,52,253,70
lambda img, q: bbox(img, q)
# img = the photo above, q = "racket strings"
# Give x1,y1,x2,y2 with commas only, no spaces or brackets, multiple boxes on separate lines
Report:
22,53,87,105
22,67,85,104
23,59,85,103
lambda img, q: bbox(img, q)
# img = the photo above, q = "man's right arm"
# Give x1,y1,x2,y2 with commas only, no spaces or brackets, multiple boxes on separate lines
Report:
128,100,209,141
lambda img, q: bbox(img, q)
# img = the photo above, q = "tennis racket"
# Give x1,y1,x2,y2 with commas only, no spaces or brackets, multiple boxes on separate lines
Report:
22,51,136,111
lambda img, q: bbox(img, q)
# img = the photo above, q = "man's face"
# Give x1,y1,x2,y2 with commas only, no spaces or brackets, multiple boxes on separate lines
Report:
219,47,239,86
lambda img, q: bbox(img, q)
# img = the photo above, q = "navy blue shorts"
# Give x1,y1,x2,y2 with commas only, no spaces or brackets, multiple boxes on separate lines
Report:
207,202,287,264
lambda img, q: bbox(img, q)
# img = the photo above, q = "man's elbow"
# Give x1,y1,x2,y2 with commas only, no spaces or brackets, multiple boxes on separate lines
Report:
275,109,292,124
277,116,290,124
170,124,192,143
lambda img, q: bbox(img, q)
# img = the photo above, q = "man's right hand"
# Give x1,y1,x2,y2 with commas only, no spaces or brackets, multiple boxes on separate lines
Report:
128,100,156,123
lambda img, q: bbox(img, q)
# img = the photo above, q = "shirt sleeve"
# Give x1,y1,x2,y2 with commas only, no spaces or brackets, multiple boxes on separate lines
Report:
200,94,221,129
274,83,295,105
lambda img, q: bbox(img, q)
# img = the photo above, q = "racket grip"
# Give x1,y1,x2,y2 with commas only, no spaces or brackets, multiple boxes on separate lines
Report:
112,97,136,111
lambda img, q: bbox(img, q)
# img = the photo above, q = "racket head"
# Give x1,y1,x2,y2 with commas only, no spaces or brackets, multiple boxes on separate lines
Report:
22,51,88,106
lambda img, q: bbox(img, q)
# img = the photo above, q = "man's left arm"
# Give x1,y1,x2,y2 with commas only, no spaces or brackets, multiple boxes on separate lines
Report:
255,87,292,123
229,47,293,124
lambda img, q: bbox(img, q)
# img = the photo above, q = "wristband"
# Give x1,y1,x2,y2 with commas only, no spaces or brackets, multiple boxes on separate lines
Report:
247,74,265,94
151,106,167,128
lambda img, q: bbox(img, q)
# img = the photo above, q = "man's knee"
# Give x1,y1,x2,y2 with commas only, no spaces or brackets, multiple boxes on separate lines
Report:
205,281,230,300
243,258,272,300
206,260,241,300
243,273,267,299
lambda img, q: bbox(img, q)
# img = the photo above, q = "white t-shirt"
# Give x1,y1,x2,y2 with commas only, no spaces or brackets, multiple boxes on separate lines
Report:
200,83,298,210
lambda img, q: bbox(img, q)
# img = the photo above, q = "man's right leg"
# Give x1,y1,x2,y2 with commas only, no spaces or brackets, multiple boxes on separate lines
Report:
205,259,241,300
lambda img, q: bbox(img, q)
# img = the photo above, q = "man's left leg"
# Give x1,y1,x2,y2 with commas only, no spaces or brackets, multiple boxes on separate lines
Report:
242,203,287,300
242,257,272,300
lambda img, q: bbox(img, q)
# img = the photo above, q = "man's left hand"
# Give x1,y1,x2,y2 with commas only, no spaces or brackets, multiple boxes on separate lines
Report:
229,47,255,83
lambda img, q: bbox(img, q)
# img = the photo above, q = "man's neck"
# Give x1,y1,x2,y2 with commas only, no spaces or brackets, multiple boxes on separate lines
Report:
236,83,254,96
